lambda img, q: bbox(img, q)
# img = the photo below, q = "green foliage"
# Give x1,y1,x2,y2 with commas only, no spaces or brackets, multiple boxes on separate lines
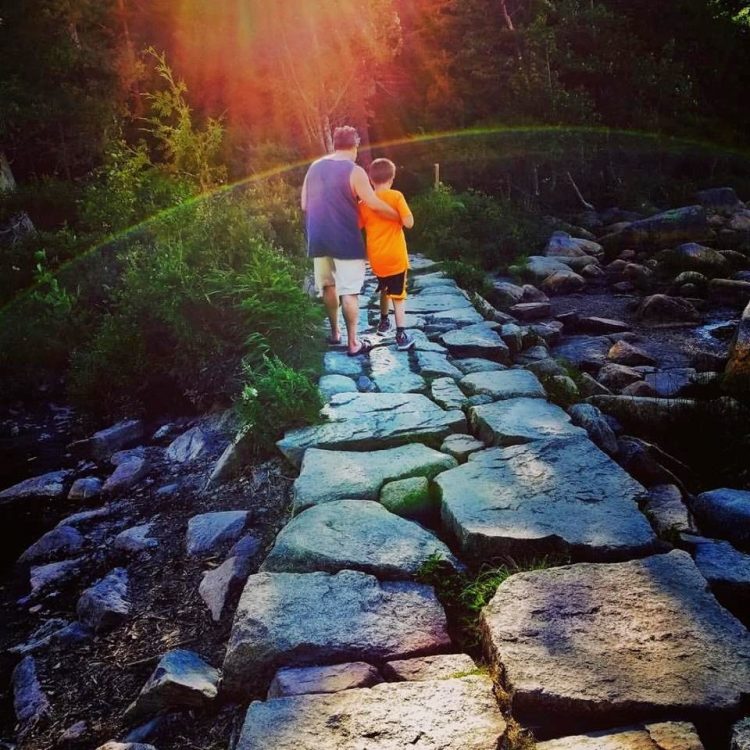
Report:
409,184,543,270
236,356,323,455
416,552,565,649
441,260,491,296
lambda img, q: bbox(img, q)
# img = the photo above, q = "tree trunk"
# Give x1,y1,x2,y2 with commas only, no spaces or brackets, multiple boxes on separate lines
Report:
0,151,16,192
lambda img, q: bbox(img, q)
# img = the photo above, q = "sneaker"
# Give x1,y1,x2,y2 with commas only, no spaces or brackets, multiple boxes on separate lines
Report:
377,317,392,335
396,331,415,351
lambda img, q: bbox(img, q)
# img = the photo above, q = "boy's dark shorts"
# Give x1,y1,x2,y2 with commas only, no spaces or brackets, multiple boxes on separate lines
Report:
376,270,408,300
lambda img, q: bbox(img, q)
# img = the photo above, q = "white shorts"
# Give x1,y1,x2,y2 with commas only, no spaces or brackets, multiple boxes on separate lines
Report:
313,257,366,297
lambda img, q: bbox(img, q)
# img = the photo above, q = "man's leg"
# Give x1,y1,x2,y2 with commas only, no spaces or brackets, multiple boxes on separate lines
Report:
341,294,362,354
314,257,340,343
332,259,367,354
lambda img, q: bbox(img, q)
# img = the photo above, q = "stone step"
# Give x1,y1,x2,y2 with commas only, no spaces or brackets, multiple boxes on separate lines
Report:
405,292,473,314
260,499,460,578
480,550,750,736
292,444,456,512
436,438,657,562
234,676,506,750
222,570,451,697
460,369,546,401
536,721,704,749
277,393,466,468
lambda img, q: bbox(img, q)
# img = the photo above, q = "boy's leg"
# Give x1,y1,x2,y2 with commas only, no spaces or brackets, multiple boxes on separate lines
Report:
377,288,392,334
314,257,340,343
392,298,407,329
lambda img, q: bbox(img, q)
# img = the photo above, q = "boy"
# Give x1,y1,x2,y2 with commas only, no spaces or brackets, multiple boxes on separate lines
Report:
358,158,415,351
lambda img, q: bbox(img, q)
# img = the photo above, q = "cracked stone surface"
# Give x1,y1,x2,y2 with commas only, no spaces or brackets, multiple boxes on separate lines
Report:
536,722,704,750
460,369,546,401
481,551,750,733
436,439,656,562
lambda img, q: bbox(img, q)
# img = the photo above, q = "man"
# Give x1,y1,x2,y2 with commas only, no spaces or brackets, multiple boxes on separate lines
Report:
301,125,399,356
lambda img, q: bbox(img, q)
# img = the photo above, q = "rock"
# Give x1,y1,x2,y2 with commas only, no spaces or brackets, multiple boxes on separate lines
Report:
695,187,742,211
9,618,69,655
77,568,130,633
114,523,158,554
380,476,433,521
607,340,656,367
165,426,210,463
427,306,485,328
643,484,696,537
28,558,83,596
488,280,524,309
481,550,750,734
732,718,750,750
709,279,750,307
536,722,705,749
126,649,220,720
553,335,612,372
268,662,383,698
616,437,689,491
691,488,750,549
529,321,563,346
186,510,249,556
470,398,586,446
600,205,710,252
323,351,365,377
577,317,630,335
102,457,148,496
414,351,464,379
111,447,146,466
293,444,456,512
567,404,618,456
58,720,88,743
0,469,71,503
18,525,84,563
635,294,700,326
643,368,696,397
526,358,566,379
199,553,254,622
235,676,506,750
437,439,654,563
382,654,477,682
687,536,750,610
540,269,586,295
277,393,466,468
96,743,157,750
68,476,103,501
50,621,91,646
405,292,473,314
440,324,510,363
440,434,485,462
517,344,550,363
454,357,508,375
522,284,550,303
261,499,458,578
369,347,428,394
524,255,571,283
222,570,451,695
412,272,452,290
12,656,50,728
596,364,644,391
429,377,468,410
460,370,546,401
509,302,551,321
725,300,750,395
317,374,357,400
545,231,591,258
577,371,611,398
87,420,144,461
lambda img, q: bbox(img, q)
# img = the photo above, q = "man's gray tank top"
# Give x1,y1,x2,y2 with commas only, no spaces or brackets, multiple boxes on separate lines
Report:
304,158,366,260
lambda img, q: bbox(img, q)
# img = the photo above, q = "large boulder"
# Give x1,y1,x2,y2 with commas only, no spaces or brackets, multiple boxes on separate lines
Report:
440,324,510,363
691,488,750,549
436,439,655,563
277,393,466,468
480,551,750,734
552,335,612,372
292,444,456,512
607,340,657,367
18,525,84,563
708,279,750,307
0,470,71,504
523,256,570,283
596,364,644,392
724,300,750,395
600,206,710,253
235,676,506,750
695,187,743,212
540,269,586,295
261,499,459,578
487,280,524,310
659,243,728,276
635,294,700,326
222,570,451,696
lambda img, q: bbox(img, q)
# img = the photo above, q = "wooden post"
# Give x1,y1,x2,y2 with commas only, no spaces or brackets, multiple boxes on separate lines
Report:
433,163,440,189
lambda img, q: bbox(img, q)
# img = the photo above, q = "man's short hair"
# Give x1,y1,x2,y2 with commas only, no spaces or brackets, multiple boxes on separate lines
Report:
369,158,396,185
332,126,360,150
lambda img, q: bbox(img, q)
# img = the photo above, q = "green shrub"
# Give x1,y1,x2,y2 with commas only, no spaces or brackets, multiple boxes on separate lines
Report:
441,259,491,296
236,355,322,454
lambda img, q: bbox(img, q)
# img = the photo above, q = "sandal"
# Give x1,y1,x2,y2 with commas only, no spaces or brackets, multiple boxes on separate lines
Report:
326,334,342,347
347,338,374,357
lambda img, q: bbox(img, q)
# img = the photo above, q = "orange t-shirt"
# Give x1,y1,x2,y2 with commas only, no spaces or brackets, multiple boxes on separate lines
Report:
358,189,412,278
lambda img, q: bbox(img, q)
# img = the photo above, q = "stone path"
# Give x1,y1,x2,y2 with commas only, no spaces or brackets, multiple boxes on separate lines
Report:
225,256,750,748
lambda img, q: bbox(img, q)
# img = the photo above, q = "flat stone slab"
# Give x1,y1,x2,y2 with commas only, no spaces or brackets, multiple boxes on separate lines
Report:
430,378,468,410
552,335,613,371
223,570,451,696
415,351,463,379
440,433,485,462
268,662,382,698
278,393,466,468
427,307,485,327
383,653,477,682
536,722,705,750
689,535,750,604
440,324,510,362
369,347,428,393
405,292,472,314
261,499,459,578
454,358,507,374
293,444,456,512
470,397,586,446
481,550,750,733
437,439,655,562
235,676,506,750
323,351,365,377
186,511,249,556
318,375,358,401
460,370,546,400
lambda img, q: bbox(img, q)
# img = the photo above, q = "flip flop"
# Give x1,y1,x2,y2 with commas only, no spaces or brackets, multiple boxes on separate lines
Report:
326,334,343,347
347,338,374,357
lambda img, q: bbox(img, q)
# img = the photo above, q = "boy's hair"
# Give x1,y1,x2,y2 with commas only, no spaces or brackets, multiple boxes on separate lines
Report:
369,158,396,185
332,126,360,150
